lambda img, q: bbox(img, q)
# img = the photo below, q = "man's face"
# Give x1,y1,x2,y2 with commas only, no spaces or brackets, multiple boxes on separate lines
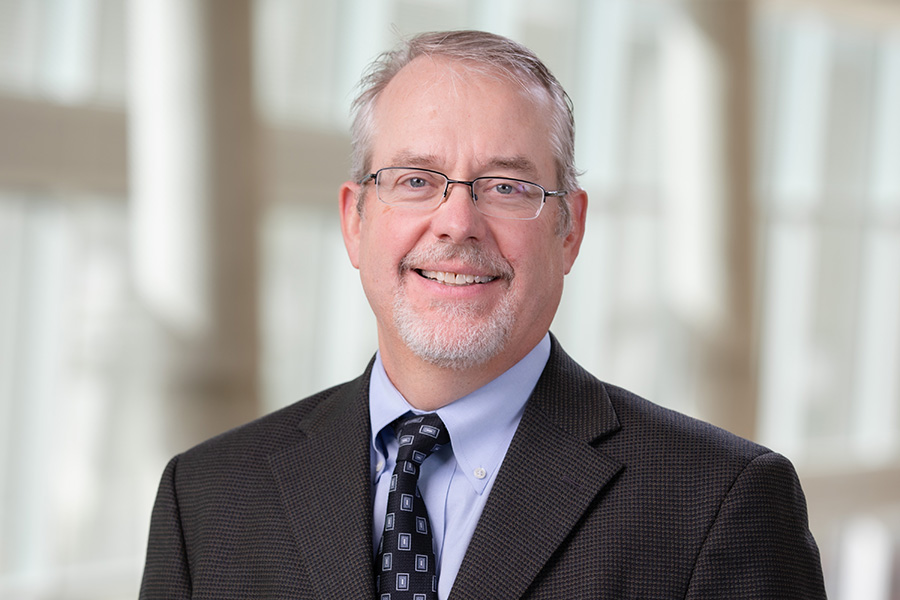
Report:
340,56,586,375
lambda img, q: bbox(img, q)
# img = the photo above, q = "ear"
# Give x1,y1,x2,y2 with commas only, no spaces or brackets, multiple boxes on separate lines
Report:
562,189,588,275
339,181,363,269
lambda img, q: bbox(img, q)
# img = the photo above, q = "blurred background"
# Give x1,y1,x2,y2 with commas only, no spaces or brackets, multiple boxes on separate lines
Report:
1,0,899,597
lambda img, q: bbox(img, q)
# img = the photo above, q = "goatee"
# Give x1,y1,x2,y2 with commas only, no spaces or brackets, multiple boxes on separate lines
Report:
393,242,515,370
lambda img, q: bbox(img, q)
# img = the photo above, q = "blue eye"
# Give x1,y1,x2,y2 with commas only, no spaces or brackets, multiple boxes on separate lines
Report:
396,172,439,190
386,170,443,202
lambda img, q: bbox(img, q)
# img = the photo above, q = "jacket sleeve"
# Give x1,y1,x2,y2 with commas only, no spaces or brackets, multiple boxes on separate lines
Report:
139,456,192,599
686,451,827,599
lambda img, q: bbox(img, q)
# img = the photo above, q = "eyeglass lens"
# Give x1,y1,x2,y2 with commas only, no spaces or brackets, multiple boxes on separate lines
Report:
375,168,544,220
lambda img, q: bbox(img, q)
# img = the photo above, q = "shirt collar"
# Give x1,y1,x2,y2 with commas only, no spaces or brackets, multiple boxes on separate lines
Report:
368,333,551,494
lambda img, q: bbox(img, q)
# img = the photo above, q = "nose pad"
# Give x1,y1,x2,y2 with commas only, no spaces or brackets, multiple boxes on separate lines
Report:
441,181,476,209
432,181,485,241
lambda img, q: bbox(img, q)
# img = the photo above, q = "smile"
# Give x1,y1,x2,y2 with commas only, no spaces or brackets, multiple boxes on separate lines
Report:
417,269,498,286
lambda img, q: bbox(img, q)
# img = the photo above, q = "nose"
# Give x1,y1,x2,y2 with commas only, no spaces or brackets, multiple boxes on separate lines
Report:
430,180,487,243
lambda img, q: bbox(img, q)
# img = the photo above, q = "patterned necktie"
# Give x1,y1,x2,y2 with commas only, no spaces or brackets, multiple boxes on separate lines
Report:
376,413,450,600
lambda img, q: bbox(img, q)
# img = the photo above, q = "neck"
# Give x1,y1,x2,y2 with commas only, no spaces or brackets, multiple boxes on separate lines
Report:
377,338,538,411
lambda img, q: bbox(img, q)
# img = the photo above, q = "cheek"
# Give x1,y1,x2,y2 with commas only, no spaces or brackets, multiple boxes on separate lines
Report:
358,219,409,284
504,232,563,271
356,228,388,294
511,242,566,295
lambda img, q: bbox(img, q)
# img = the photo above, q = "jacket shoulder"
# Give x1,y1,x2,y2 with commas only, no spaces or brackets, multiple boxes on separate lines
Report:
604,381,768,457
172,373,367,480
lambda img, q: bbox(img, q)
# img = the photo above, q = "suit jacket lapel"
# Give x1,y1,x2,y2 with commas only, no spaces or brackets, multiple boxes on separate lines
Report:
449,339,623,600
268,369,375,600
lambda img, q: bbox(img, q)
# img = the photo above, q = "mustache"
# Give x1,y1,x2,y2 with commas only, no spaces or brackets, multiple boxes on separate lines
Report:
399,242,514,282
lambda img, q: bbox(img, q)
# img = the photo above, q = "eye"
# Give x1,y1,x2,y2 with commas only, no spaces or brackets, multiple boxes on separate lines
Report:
395,171,439,191
488,180,532,196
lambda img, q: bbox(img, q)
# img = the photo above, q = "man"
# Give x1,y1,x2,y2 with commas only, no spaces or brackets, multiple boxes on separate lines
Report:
140,30,826,599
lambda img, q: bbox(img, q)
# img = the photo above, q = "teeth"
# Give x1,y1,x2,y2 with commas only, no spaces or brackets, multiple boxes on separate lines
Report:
420,270,495,285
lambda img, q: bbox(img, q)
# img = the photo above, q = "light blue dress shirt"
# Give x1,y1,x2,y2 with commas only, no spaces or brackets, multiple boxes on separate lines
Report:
369,333,551,600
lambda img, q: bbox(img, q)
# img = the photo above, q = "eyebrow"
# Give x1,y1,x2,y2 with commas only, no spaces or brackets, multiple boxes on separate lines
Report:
389,152,442,169
388,152,540,179
483,156,539,179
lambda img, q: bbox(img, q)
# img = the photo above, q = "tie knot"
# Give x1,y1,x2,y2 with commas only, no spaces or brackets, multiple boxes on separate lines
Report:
394,413,450,463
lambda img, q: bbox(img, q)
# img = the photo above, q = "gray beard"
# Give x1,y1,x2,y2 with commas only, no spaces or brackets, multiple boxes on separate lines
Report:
393,289,515,370
392,242,516,370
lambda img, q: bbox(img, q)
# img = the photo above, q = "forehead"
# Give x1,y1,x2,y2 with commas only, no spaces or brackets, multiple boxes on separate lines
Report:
370,56,555,177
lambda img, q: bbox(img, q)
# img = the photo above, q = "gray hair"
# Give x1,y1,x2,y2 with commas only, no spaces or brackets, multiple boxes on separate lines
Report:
349,30,579,234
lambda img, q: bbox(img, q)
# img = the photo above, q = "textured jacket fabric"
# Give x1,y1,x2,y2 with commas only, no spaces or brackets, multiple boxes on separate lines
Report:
139,338,827,599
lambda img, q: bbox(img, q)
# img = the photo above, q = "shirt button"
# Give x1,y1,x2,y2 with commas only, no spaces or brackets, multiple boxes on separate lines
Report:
474,467,487,480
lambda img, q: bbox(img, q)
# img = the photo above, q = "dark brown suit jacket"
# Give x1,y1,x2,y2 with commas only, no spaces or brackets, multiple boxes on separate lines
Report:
140,337,827,598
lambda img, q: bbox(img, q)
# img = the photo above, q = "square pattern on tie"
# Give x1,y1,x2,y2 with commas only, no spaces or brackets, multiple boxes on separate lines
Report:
375,413,451,600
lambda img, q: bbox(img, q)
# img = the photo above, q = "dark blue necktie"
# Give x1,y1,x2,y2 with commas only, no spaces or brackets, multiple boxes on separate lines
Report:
376,413,450,600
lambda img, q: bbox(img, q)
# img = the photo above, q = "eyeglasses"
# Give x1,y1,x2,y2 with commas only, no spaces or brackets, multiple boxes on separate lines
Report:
359,167,567,220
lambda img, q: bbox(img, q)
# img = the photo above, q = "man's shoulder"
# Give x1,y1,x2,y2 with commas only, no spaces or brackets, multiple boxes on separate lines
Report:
173,375,367,474
544,337,769,464
593,379,786,496
609,381,761,445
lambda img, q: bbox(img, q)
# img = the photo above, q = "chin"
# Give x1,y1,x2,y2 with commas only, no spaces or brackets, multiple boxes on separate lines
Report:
392,297,515,370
